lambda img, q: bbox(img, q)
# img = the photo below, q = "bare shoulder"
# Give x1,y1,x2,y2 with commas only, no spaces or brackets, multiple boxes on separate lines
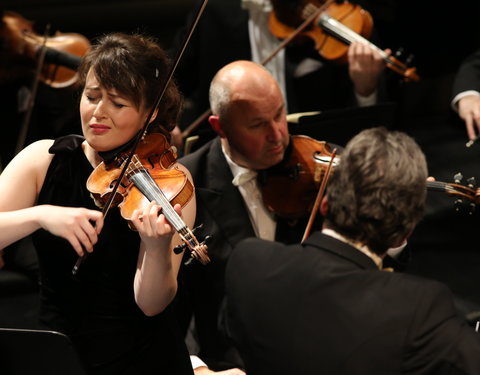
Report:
0,140,55,209
2,140,54,173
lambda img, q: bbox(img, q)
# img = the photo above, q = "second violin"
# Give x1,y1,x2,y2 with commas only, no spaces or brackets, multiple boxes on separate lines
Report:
1,10,90,87
269,0,419,81
259,134,340,219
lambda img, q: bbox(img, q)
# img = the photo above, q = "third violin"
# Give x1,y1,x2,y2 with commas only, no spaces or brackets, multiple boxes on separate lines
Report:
269,0,419,82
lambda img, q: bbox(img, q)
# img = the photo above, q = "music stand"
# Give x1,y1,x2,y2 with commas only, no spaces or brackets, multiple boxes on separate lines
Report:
288,102,397,147
0,328,87,375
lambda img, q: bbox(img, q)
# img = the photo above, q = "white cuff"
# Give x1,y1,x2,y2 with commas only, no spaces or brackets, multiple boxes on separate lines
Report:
451,90,480,112
190,355,208,370
355,90,377,107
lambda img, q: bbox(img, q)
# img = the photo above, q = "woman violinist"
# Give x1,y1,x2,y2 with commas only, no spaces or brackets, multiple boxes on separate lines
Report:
0,32,195,374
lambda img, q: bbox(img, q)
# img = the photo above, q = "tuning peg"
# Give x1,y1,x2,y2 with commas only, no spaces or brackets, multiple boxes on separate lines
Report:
454,172,463,184
405,53,414,66
395,47,404,58
173,224,205,254
454,198,463,212
173,242,187,255
467,177,476,188
469,202,476,215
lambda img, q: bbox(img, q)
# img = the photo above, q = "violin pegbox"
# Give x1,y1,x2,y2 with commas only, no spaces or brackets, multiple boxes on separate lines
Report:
453,173,476,215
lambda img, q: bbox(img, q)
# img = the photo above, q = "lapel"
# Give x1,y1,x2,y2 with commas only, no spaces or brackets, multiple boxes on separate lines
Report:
198,138,256,246
303,231,379,270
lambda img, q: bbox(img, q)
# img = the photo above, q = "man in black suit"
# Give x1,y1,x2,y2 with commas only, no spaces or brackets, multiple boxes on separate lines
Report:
179,59,302,374
173,0,388,147
225,126,480,375
451,48,480,141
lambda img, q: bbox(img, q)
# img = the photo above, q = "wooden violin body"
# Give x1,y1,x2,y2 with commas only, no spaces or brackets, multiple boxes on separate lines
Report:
87,133,193,220
260,134,339,219
269,0,372,63
87,133,209,264
0,11,90,87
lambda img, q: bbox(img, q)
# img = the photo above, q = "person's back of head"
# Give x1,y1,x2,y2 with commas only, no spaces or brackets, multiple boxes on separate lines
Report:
324,126,427,255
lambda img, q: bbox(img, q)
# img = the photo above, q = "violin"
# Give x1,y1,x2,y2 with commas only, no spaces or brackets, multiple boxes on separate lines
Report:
1,11,90,88
268,0,419,82
259,134,340,219
72,0,210,274
87,132,210,265
260,135,479,220
427,173,480,214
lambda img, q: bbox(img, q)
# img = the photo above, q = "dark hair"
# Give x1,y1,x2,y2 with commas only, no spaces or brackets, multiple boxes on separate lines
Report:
77,32,182,137
324,127,428,255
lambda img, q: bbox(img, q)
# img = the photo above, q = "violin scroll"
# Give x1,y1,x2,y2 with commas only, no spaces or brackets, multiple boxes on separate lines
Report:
427,173,480,215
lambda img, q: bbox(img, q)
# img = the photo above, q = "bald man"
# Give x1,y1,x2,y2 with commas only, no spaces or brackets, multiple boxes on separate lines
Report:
178,60,311,374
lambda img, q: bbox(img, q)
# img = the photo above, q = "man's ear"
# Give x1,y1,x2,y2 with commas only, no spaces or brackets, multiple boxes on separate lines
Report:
320,195,328,217
209,115,226,138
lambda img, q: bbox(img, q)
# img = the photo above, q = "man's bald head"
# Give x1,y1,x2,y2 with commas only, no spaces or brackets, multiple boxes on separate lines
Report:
209,60,282,124
207,60,289,170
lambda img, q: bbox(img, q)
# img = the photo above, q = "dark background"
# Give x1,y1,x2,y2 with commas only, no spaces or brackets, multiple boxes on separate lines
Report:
1,0,480,323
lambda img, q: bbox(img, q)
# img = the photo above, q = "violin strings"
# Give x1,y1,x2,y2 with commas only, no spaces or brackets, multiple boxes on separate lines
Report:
126,157,200,250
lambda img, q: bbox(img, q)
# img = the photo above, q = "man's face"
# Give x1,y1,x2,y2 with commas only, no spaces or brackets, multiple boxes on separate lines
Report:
221,83,290,170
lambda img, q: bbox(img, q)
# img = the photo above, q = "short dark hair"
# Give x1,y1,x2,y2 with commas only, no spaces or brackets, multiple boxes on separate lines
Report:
324,127,428,255
77,32,182,136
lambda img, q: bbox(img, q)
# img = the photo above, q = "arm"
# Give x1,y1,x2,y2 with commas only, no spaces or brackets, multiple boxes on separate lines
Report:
456,94,480,140
194,366,246,375
0,140,103,254
348,41,388,104
451,48,480,139
132,163,197,316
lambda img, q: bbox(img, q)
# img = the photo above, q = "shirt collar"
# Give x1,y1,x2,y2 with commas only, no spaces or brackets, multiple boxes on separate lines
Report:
322,228,384,270
222,143,257,186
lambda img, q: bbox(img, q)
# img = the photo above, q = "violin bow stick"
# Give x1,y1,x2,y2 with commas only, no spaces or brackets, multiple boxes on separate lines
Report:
181,0,335,139
301,147,337,243
72,0,210,274
15,24,51,155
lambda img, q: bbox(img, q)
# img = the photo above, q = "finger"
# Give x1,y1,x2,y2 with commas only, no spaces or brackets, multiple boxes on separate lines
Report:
66,235,84,256
74,225,94,253
92,211,104,235
157,213,173,235
173,203,182,217
130,208,143,230
465,114,476,140
79,216,99,247
146,201,162,233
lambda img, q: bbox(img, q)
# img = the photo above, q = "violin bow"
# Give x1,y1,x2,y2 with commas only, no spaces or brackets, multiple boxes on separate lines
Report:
181,0,335,139
72,0,210,274
301,147,337,243
15,24,51,155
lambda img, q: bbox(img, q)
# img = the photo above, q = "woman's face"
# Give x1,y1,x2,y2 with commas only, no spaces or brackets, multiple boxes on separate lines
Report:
80,69,148,152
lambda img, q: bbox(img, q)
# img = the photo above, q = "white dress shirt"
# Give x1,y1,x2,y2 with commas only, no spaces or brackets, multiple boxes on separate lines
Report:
223,144,277,241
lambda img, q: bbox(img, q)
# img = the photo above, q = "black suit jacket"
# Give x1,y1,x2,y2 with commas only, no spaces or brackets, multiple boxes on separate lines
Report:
173,0,379,139
452,48,480,99
225,232,480,375
179,137,309,369
178,138,256,369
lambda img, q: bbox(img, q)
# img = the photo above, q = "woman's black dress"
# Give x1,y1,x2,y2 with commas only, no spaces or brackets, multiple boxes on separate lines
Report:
32,135,193,375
